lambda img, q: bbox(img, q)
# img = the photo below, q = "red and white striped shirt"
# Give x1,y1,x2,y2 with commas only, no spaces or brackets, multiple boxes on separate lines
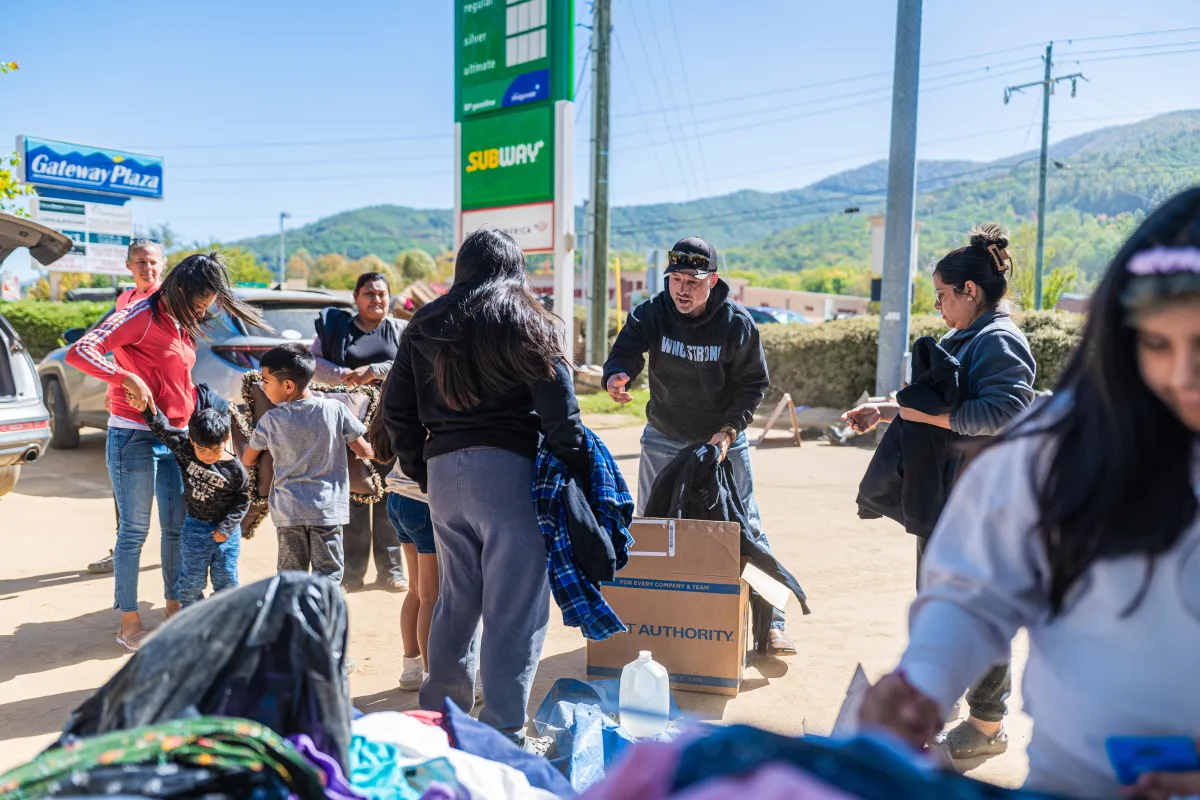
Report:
66,299,198,428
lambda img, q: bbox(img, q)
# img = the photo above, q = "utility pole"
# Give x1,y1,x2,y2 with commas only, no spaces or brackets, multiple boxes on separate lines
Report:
875,0,922,397
278,211,292,286
587,0,612,366
1005,43,1084,310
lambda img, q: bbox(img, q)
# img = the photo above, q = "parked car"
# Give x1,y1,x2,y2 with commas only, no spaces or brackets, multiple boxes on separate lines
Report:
0,214,72,497
37,288,354,449
745,306,813,326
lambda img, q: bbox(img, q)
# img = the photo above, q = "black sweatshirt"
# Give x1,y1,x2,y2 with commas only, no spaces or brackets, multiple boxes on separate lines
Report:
602,279,770,444
382,301,591,493
142,407,251,539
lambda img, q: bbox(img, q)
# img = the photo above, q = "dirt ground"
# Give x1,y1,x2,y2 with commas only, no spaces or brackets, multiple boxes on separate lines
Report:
0,421,1031,787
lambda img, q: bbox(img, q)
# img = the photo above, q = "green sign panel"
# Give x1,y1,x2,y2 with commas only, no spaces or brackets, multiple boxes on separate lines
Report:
455,0,573,120
460,104,554,210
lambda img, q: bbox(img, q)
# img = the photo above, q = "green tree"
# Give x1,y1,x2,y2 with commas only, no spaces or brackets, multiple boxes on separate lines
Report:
394,249,437,284
309,253,355,289
1,61,31,215
286,248,314,281
167,244,273,285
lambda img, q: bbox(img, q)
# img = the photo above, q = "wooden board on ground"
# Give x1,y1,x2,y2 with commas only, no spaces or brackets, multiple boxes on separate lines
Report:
756,393,802,448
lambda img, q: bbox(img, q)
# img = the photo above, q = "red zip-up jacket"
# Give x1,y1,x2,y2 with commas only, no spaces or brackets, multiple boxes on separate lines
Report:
66,298,197,428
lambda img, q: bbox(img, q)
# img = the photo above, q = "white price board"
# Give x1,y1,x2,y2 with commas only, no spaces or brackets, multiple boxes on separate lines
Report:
31,197,133,275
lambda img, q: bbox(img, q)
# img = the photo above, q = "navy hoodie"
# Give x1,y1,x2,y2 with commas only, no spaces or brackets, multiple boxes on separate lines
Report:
602,279,769,444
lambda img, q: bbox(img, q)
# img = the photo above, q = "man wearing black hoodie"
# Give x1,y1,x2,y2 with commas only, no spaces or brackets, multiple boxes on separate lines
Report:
602,237,796,655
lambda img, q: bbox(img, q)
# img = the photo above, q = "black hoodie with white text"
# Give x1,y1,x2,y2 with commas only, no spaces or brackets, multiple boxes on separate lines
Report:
602,279,769,444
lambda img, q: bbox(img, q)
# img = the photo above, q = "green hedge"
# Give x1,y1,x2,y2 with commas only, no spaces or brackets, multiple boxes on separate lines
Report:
0,300,111,360
760,311,1085,409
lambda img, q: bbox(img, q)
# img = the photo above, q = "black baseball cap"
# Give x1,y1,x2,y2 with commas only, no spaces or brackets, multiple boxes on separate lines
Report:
665,237,719,277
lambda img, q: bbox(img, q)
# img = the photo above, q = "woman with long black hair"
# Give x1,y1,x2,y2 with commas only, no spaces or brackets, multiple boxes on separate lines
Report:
68,252,267,650
382,228,589,744
859,188,1200,799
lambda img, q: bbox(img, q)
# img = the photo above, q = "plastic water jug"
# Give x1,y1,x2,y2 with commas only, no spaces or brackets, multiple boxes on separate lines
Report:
619,650,670,738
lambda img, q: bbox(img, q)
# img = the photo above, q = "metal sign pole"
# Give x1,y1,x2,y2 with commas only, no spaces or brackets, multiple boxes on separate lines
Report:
553,99,575,355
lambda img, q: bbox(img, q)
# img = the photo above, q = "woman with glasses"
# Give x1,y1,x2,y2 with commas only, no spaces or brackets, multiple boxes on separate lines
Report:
67,252,267,650
310,271,408,592
843,224,1036,761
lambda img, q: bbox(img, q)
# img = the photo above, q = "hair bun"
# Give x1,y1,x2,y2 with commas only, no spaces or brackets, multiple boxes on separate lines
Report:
969,223,1010,252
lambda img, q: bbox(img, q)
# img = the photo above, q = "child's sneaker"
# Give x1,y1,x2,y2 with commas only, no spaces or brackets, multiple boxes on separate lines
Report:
399,656,424,691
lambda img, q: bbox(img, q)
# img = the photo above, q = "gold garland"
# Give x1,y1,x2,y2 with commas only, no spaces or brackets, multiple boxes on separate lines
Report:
236,371,385,538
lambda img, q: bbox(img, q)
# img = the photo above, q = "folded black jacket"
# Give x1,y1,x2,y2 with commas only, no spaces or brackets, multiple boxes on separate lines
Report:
643,444,810,653
602,280,769,444
59,573,352,770
856,336,964,538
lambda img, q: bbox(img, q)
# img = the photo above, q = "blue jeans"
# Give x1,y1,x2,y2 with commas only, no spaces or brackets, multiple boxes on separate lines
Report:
636,424,785,630
106,428,185,613
386,492,436,555
176,516,241,607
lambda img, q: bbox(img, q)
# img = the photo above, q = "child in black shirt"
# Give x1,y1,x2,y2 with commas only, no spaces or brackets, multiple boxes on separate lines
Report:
142,402,250,608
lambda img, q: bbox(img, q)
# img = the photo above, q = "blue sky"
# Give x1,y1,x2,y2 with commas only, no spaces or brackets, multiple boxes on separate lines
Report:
3,0,1200,279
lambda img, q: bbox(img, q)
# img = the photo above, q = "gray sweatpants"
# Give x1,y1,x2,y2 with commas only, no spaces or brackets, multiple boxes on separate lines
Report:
277,524,345,584
419,447,550,742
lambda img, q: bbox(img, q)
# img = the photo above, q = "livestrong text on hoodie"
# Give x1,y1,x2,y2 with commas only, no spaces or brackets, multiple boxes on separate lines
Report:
603,280,769,445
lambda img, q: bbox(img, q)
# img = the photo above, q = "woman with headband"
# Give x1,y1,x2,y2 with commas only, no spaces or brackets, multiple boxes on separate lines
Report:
844,223,1037,760
859,190,1200,798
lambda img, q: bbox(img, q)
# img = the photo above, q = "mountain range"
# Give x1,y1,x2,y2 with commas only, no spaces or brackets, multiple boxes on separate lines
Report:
230,110,1200,281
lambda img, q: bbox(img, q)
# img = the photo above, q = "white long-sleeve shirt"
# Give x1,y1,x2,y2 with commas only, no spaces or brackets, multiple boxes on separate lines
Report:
899,430,1200,799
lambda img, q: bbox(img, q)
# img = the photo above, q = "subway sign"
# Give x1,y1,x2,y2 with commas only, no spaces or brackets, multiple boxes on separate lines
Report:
17,136,164,199
460,104,554,211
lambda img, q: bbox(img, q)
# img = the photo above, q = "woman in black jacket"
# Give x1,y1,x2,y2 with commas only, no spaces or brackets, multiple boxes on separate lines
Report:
844,224,1037,762
382,229,589,743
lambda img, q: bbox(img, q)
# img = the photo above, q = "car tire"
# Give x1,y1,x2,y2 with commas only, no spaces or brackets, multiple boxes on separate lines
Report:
45,378,81,450
0,465,18,498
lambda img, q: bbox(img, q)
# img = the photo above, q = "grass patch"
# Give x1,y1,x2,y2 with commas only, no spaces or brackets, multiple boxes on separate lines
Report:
577,388,650,419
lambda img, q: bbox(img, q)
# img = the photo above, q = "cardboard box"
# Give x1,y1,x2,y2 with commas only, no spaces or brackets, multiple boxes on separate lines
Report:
586,518,750,697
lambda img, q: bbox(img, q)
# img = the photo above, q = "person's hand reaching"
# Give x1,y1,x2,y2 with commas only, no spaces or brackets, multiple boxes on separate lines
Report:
858,671,943,750
842,403,883,434
606,373,633,404
343,365,374,386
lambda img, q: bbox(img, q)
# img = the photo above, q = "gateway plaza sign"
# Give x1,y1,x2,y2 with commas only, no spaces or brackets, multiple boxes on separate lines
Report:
16,136,164,275
453,0,576,341
18,137,164,200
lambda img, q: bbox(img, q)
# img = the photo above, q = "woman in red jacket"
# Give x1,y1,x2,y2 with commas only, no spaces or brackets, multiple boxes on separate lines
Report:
67,252,265,649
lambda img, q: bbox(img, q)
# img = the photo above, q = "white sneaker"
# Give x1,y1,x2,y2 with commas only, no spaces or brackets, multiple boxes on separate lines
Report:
400,656,424,691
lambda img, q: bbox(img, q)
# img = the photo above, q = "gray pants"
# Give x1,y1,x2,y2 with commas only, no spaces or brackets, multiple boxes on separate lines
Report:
420,447,550,742
636,424,784,631
344,498,404,587
277,524,345,584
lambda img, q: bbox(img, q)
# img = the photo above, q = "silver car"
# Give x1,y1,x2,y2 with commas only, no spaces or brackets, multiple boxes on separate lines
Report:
37,288,354,449
0,214,71,496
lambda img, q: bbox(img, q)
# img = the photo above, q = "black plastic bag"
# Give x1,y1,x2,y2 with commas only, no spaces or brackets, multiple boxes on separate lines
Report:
59,573,352,770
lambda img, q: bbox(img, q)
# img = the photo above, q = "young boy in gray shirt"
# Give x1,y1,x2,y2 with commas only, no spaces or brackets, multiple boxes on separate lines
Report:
242,343,374,582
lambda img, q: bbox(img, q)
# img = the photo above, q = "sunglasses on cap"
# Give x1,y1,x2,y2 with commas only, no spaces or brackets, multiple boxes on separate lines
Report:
667,250,716,271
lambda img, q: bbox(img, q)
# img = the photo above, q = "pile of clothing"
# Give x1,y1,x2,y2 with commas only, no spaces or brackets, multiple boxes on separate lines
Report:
0,574,569,800
580,726,1069,800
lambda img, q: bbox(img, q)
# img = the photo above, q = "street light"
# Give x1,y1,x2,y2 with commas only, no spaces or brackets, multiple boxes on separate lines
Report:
278,212,292,287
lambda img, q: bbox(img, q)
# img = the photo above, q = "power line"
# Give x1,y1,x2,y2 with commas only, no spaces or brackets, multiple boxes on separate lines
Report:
613,63,1042,152
130,132,449,150
1062,25,1200,44
1056,39,1200,58
612,31,672,194
1064,46,1200,65
621,0,698,199
662,0,713,196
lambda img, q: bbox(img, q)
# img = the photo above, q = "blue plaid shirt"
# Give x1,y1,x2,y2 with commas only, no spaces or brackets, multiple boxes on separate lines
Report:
533,428,634,641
